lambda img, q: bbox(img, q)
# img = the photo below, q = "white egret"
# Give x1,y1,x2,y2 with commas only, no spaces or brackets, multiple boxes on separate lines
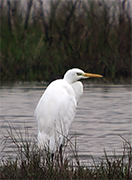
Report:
35,68,103,153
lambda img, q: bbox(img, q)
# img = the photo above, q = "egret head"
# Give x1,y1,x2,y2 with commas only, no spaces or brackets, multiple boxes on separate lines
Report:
64,68,103,83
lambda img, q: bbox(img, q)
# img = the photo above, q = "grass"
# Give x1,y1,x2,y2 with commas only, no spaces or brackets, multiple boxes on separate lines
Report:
0,123,132,180
1,0,131,83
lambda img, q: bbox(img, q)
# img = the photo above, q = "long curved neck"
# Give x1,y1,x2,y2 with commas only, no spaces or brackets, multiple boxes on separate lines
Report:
70,81,83,103
63,76,73,84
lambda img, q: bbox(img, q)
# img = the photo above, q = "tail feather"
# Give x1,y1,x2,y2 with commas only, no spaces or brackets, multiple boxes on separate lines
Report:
38,131,61,153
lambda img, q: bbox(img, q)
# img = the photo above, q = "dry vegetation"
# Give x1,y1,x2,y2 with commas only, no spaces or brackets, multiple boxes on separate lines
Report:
0,125,132,180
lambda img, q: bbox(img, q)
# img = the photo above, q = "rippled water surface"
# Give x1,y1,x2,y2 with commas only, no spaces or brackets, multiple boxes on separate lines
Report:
0,83,132,163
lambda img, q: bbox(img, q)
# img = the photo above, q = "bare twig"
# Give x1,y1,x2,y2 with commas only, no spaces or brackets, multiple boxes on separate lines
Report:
7,0,12,32
22,0,33,39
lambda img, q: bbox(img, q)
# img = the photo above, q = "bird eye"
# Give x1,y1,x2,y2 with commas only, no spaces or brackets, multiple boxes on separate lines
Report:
77,73,82,76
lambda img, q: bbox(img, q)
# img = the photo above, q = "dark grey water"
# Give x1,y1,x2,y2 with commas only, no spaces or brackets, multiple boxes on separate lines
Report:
0,83,132,163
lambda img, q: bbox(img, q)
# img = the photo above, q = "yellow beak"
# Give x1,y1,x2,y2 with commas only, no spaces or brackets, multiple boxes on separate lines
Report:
83,73,103,78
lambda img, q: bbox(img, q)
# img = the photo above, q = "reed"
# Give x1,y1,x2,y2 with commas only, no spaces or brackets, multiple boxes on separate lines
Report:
1,0,131,82
0,123,132,180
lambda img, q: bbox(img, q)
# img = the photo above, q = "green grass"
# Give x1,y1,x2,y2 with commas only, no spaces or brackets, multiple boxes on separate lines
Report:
0,124,132,180
1,0,131,82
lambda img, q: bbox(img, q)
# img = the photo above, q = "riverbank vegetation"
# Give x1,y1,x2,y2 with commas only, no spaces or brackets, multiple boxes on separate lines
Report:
1,0,131,82
0,125,132,180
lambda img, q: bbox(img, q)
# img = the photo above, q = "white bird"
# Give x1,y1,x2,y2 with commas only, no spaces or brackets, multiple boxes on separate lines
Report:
35,68,103,153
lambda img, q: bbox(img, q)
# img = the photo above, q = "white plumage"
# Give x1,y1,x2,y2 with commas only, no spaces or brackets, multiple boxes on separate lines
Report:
35,68,102,153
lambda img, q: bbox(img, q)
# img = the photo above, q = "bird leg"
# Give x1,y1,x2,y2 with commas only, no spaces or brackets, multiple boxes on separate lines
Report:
51,152,54,163
59,144,63,165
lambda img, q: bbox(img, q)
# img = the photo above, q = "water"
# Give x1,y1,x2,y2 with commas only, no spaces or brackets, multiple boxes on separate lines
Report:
0,83,132,164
